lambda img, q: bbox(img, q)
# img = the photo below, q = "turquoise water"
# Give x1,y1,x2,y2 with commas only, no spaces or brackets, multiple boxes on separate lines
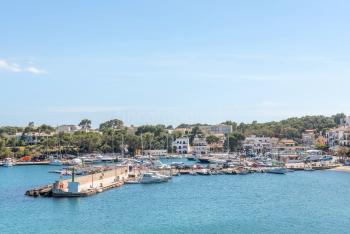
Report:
1,165,350,234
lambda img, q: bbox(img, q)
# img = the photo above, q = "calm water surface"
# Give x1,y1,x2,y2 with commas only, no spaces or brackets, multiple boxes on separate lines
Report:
1,164,350,234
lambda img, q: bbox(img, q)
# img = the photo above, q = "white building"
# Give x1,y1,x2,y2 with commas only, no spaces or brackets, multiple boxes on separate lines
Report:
56,125,81,134
172,137,190,154
326,126,350,147
192,137,208,155
15,132,53,144
243,135,278,152
199,124,232,135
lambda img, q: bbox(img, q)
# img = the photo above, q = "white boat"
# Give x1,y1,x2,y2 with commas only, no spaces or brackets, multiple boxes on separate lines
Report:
139,172,171,184
3,158,14,167
98,155,117,162
49,159,63,166
68,158,83,165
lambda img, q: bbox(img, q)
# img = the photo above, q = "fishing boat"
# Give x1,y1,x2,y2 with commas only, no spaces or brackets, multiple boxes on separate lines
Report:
266,167,288,174
3,158,14,167
139,172,171,184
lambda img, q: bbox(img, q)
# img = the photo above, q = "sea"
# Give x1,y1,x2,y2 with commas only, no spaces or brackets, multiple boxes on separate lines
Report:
1,160,350,234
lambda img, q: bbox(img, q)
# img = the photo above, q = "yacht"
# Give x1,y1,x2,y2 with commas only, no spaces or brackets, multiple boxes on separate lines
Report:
139,172,171,184
3,158,14,167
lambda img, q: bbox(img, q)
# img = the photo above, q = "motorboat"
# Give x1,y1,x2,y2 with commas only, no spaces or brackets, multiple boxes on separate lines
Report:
68,158,83,165
3,158,14,167
197,155,212,163
139,172,171,184
187,155,197,161
49,159,63,166
266,167,288,174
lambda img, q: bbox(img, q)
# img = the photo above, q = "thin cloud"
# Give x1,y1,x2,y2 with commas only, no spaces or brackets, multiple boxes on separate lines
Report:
0,59,21,72
26,66,47,74
0,58,47,75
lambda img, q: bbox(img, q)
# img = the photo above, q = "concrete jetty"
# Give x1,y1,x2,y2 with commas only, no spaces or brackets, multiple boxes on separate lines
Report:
26,165,129,197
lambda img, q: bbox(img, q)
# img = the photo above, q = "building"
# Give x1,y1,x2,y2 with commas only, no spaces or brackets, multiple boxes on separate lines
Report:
172,137,190,154
302,129,316,146
340,116,350,126
326,126,350,147
208,134,226,153
192,137,208,155
56,125,81,134
199,124,232,135
242,135,278,153
278,139,297,147
15,132,53,144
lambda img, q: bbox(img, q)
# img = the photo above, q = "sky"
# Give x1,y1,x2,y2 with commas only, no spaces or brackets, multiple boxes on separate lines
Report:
1,0,350,127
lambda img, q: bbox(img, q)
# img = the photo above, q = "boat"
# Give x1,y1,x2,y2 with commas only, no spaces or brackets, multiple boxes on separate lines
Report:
266,167,288,174
304,166,315,171
68,158,83,165
3,158,14,167
196,169,211,175
187,154,197,161
197,155,212,163
49,159,63,166
139,172,171,184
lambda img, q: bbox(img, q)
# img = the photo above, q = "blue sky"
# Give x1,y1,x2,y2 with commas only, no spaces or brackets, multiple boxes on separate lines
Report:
1,0,349,127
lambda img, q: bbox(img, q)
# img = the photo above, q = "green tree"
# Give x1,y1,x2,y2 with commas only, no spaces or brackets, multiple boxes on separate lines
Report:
99,119,124,132
332,113,346,125
206,135,220,144
79,119,92,130
224,132,245,152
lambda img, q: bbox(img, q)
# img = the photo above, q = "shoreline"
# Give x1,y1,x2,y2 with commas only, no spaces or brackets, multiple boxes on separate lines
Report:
329,166,350,173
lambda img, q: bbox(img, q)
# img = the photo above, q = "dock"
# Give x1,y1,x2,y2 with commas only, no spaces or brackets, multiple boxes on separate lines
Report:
26,165,129,197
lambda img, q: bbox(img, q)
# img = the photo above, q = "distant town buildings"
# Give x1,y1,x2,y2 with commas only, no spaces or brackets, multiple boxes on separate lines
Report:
243,135,278,152
192,137,208,155
172,137,190,154
199,124,232,135
15,132,53,144
56,125,81,134
302,129,316,146
326,126,350,147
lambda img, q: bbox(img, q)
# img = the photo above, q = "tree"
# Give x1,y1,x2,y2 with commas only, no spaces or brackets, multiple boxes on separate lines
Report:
206,135,220,144
332,113,346,125
99,119,124,132
224,132,245,152
189,126,204,145
37,124,55,134
315,136,327,151
79,119,92,130
336,147,349,162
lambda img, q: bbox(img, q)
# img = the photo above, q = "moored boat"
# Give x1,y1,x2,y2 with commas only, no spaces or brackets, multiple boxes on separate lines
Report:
266,167,288,174
139,172,171,184
3,158,15,167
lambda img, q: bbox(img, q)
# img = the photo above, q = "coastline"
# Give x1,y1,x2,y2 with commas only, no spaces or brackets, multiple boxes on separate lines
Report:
330,166,350,173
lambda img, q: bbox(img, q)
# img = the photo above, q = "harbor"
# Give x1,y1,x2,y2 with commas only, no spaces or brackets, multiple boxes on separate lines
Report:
22,152,342,198
2,163,350,234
